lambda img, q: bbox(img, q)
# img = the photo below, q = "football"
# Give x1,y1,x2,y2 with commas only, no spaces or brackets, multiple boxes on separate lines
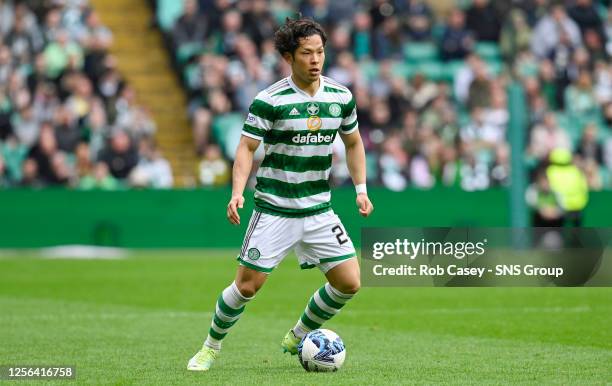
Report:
297,329,346,372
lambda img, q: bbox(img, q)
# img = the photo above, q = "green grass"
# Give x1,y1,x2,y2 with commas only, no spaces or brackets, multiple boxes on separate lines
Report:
1,250,611,385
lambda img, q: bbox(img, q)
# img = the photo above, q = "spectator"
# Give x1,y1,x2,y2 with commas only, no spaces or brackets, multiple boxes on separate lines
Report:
567,0,605,42
465,0,502,42
351,11,372,60
198,144,230,186
12,105,39,148
27,124,59,184
379,135,408,191
398,0,433,41
526,172,563,227
172,0,207,49
406,73,438,111
564,69,598,118
242,0,276,48
78,161,120,190
460,107,503,151
454,54,481,105
372,16,404,60
500,9,532,61
440,8,474,61
527,112,571,160
546,148,589,226
43,29,84,78
0,152,7,187
98,130,138,180
0,135,27,183
5,14,41,66
20,157,43,188
490,143,510,186
467,60,492,110
80,10,113,80
130,138,173,188
531,4,581,59
576,123,603,166
459,145,490,191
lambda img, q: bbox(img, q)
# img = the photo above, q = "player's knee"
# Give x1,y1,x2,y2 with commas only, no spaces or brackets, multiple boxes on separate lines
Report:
337,279,360,295
235,280,260,298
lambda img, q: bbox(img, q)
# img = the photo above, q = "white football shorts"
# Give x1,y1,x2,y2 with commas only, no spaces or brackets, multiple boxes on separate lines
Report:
237,209,356,274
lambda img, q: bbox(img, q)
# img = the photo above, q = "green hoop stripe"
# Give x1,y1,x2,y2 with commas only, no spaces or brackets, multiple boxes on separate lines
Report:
318,286,345,310
208,327,227,340
217,295,245,317
271,88,296,96
243,123,265,137
319,253,356,264
308,297,334,320
254,200,331,218
342,97,356,118
260,152,332,172
256,177,330,199
237,256,274,273
213,314,237,330
300,313,322,330
249,99,276,122
324,86,348,94
340,119,358,132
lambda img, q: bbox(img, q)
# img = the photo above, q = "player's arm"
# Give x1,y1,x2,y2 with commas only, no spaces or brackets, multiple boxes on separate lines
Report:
340,130,373,217
227,135,261,225
228,90,274,225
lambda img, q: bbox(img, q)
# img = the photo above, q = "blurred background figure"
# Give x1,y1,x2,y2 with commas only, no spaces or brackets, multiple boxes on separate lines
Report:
546,148,589,227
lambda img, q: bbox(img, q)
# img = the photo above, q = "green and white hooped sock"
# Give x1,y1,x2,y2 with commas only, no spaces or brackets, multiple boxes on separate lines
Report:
204,281,253,350
292,282,354,339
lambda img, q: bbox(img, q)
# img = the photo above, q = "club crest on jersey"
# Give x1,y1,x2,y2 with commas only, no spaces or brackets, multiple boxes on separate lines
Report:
306,103,319,116
306,116,322,131
329,103,341,117
247,248,261,260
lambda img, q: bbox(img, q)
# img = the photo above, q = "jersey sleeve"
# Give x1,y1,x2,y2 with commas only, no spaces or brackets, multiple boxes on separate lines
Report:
242,91,275,141
340,94,358,135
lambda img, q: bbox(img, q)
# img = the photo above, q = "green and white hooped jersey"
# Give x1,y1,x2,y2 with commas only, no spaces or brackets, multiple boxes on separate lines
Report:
242,75,358,217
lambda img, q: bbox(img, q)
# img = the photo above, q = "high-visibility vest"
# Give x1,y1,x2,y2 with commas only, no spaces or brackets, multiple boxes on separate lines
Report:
546,164,589,211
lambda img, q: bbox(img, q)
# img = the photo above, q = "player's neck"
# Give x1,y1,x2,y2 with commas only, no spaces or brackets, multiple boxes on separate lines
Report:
291,74,320,97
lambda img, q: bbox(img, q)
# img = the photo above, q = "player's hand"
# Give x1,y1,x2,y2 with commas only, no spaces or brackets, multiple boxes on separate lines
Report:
356,193,373,217
227,195,245,225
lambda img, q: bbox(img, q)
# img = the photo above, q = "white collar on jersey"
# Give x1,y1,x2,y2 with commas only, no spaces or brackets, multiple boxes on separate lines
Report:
287,74,325,99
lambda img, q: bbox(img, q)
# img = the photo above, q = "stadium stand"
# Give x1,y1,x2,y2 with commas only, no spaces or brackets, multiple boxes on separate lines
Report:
1,0,610,192
155,0,611,191
0,0,178,189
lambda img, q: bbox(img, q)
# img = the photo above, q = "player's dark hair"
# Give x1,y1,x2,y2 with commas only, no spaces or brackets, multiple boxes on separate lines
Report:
274,17,327,57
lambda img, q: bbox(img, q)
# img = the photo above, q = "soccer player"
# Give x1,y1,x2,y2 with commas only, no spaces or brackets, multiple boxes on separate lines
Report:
188,17,373,371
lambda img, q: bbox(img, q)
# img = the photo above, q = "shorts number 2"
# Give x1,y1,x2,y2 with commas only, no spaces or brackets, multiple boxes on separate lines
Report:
331,225,348,245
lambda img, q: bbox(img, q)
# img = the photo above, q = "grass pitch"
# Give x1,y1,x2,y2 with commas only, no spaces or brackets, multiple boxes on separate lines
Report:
1,250,611,385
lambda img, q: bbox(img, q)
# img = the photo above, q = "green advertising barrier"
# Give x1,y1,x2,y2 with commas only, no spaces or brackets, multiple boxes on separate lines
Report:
0,188,610,248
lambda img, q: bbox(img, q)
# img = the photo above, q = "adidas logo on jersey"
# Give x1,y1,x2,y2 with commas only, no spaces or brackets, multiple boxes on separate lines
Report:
289,108,300,116
292,132,334,144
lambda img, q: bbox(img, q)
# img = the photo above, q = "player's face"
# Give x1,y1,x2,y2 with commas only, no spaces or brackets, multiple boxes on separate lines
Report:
288,35,325,84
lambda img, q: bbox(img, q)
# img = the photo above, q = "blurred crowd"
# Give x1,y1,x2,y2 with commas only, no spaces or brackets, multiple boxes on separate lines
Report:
162,0,612,191
0,0,172,189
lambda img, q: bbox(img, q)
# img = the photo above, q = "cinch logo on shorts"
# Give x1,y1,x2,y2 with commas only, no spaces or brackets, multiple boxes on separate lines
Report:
247,248,261,260
292,132,334,144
